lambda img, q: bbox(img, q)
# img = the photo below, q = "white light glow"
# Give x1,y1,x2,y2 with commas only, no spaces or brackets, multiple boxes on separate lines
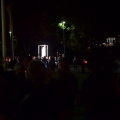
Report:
42,46,45,57
63,21,65,24
9,58,11,62
38,45,48,59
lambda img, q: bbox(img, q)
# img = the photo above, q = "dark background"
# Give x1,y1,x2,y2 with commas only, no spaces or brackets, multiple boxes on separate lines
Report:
1,0,120,57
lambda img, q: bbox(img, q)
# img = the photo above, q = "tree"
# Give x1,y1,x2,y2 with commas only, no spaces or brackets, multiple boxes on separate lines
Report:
57,20,92,53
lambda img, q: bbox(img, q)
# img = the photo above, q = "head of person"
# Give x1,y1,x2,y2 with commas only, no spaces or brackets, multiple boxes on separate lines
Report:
23,56,32,71
27,61,47,86
14,62,25,75
23,56,32,66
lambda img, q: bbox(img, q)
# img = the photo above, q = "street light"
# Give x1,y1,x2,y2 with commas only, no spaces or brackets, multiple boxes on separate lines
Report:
62,21,65,57
58,21,66,57
9,31,14,60
9,31,11,38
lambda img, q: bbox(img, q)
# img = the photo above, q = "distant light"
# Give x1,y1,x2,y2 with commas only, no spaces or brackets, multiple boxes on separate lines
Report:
32,56,36,60
9,31,12,34
9,58,11,62
6,57,9,62
62,21,65,24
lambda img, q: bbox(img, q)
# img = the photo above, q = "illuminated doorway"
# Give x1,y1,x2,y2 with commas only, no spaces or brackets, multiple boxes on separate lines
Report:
38,45,48,59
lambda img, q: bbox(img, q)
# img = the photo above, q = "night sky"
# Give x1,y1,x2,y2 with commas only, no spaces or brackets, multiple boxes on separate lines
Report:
8,0,120,35
4,0,120,55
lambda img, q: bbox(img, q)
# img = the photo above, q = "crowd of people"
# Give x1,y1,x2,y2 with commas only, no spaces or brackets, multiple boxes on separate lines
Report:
0,55,120,120
77,57,120,120
0,56,79,120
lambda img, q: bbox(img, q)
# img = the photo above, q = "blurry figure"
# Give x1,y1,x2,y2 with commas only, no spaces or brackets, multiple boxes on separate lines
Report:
54,57,57,67
4,60,16,84
48,56,55,72
42,56,48,68
27,61,47,85
115,58,119,73
57,54,62,68
18,56,23,63
81,59,86,73
0,66,7,116
14,62,32,102
6,62,33,119
76,57,117,120
14,62,25,75
53,57,79,120
23,56,32,72
13,61,58,120
73,56,77,69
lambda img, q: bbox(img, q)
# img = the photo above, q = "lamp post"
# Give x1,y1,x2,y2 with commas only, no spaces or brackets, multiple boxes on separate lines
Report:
1,0,6,69
9,31,14,60
58,21,66,57
62,21,65,57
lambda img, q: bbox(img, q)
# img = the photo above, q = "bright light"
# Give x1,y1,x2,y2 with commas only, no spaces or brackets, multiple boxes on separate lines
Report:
38,45,48,59
9,31,12,34
42,46,45,57
62,21,65,24
9,58,11,62
32,56,36,60
6,57,9,62
58,21,66,29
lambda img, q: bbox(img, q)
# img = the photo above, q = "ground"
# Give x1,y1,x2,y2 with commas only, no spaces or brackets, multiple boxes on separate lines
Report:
70,66,90,120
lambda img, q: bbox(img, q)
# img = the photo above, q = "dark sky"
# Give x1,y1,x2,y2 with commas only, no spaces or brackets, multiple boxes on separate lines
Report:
11,0,120,31
3,0,120,55
5,0,120,41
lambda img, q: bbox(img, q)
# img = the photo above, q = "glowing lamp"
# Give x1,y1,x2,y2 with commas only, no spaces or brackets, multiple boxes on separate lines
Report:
62,21,65,24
